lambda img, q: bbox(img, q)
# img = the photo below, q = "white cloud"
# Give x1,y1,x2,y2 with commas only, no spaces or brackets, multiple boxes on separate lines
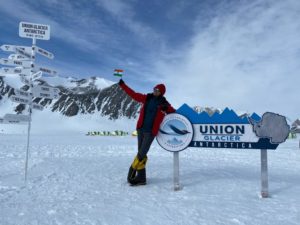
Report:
156,0,300,119
95,0,162,43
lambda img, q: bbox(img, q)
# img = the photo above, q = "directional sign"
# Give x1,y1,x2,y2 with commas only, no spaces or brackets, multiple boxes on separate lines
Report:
19,22,50,40
20,76,30,85
36,46,54,59
0,118,25,124
32,85,59,94
8,54,29,61
1,67,31,75
10,95,30,104
32,91,58,99
32,71,42,80
34,66,57,76
32,103,44,111
0,58,31,68
0,44,31,53
32,85,59,99
14,89,32,98
4,114,30,122
15,47,32,59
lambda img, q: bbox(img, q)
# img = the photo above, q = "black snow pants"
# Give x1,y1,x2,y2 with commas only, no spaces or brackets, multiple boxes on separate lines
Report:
137,129,155,160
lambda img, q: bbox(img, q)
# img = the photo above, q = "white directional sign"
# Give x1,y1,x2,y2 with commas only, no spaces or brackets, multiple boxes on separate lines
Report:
33,85,59,94
15,47,32,59
10,95,30,104
32,85,59,99
20,76,30,85
0,44,31,53
4,113,30,122
32,71,42,80
1,67,31,75
36,46,54,59
32,91,59,99
34,66,57,76
8,54,29,61
32,103,44,111
19,22,50,40
14,89,32,98
0,58,31,67
0,117,25,124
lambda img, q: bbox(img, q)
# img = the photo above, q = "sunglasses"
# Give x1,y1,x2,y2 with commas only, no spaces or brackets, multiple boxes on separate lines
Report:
153,88,161,93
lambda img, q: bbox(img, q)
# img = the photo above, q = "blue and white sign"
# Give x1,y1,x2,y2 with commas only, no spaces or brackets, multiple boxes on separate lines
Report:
157,104,290,151
157,114,194,152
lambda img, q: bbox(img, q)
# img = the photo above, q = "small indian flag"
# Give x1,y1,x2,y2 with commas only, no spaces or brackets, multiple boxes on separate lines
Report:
114,69,123,77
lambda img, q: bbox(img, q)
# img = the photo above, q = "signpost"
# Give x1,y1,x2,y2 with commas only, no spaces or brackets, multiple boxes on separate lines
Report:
36,46,54,59
10,95,30,105
15,47,32,59
32,103,44,111
19,22,50,40
0,58,31,68
3,114,30,122
1,67,31,75
34,66,57,76
8,54,29,61
0,44,31,53
0,21,58,183
32,71,42,80
20,76,30,85
14,89,32,98
157,104,290,197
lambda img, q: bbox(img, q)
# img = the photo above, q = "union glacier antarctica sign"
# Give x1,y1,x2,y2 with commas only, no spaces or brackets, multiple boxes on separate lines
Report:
157,104,290,152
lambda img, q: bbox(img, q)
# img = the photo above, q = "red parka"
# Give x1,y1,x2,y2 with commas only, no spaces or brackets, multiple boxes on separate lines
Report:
119,81,176,136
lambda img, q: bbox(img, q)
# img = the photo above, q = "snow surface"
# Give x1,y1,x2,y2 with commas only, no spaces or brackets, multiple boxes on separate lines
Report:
0,133,299,225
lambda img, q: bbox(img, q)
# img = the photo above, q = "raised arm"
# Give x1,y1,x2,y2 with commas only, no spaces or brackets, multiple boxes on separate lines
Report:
118,79,147,103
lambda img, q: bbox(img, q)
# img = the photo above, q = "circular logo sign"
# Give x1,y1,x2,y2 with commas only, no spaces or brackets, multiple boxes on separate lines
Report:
156,113,194,152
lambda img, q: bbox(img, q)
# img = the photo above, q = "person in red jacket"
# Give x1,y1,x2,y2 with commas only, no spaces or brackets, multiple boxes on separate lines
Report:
118,79,176,185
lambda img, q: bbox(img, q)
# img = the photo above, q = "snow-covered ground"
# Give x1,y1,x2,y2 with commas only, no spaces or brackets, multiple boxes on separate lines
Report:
0,134,299,225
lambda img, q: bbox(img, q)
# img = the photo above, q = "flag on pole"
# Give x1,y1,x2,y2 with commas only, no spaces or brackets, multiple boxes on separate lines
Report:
114,69,123,77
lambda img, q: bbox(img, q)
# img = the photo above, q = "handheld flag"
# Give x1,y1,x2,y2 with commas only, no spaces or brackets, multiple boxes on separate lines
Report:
114,69,123,77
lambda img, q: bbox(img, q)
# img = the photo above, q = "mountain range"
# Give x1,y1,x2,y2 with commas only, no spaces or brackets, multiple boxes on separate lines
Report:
0,75,140,120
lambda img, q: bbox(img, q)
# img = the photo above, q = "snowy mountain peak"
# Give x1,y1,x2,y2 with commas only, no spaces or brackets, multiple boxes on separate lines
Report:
0,75,140,119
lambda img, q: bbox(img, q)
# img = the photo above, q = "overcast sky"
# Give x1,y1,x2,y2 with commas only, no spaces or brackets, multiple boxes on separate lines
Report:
0,0,299,120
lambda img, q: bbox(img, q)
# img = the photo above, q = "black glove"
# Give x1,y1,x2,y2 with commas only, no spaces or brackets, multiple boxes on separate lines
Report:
118,79,124,85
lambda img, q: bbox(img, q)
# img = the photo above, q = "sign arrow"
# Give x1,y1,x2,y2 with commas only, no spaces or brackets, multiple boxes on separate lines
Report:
15,47,32,59
20,76,30,85
32,85,59,94
14,89,32,98
1,67,31,75
8,54,29,61
32,91,59,99
0,58,31,68
3,113,30,122
32,85,59,99
35,46,54,59
10,95,31,104
34,66,57,76
1,44,31,53
0,118,26,124
32,71,42,80
32,103,44,111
